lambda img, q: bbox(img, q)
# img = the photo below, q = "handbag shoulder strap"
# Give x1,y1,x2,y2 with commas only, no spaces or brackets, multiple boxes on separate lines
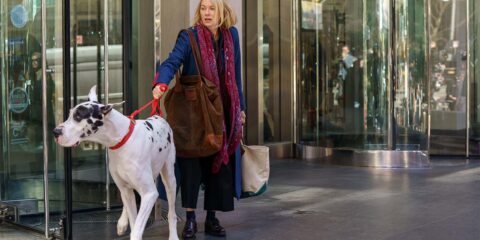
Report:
185,29,204,76
173,29,204,80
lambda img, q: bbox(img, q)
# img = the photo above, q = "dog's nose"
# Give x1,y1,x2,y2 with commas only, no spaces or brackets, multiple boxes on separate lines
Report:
53,128,63,138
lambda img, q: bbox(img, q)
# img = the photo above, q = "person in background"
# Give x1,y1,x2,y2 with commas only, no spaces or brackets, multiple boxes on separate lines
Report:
152,0,246,239
338,45,358,82
28,52,55,150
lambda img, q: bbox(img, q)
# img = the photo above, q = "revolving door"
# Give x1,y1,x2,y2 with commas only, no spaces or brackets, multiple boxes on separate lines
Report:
297,0,429,165
298,0,480,162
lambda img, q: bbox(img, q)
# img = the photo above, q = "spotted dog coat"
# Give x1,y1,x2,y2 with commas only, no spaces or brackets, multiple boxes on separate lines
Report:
53,86,179,240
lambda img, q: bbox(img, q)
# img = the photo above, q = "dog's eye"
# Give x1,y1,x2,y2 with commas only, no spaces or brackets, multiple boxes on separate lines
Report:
91,105,102,119
73,106,92,122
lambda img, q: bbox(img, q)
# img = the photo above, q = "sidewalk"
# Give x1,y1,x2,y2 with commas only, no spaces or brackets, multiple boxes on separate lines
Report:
2,159,480,240
146,159,480,240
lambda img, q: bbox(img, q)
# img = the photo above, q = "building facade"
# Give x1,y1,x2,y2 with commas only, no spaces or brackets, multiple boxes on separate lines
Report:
0,0,479,238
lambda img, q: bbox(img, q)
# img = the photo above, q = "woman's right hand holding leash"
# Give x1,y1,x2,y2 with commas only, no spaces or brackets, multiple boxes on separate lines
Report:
153,83,168,99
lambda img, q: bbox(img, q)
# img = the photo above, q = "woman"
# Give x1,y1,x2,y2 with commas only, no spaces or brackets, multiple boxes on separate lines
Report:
152,0,245,239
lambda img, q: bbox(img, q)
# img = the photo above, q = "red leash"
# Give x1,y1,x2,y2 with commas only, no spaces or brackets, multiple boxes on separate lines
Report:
129,98,164,119
110,74,167,150
110,97,164,150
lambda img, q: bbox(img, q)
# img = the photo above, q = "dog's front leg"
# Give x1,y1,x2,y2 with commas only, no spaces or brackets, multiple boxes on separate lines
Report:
117,206,129,236
120,188,138,236
130,188,158,240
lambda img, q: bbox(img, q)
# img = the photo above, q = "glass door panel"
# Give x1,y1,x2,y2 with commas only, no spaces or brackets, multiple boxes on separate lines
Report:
429,0,468,155
1,0,65,235
470,0,480,156
394,0,428,150
298,0,390,149
69,0,123,211
105,0,124,107
262,0,281,143
45,1,66,235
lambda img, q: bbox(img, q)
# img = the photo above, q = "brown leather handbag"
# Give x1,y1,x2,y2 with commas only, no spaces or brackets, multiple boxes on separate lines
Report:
164,30,224,158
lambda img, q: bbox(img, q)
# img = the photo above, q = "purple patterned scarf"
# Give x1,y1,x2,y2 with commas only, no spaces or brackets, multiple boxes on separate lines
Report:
196,24,242,173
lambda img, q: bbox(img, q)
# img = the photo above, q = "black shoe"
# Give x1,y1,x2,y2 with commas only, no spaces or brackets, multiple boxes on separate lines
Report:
205,217,226,237
182,218,197,239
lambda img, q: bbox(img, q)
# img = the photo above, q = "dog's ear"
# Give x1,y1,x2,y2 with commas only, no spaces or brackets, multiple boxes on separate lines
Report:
100,102,125,115
101,104,113,115
88,85,98,102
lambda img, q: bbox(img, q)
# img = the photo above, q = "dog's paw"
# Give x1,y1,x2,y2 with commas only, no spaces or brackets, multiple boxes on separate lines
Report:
117,210,129,236
168,235,180,240
117,221,128,236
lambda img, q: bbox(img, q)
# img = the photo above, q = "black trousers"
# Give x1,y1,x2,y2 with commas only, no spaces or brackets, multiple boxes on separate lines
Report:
177,154,235,212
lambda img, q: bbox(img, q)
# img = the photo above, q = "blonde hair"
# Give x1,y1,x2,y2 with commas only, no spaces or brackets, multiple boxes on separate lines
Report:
193,0,237,29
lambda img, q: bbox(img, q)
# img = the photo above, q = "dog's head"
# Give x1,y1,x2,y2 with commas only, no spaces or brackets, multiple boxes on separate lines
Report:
53,85,122,147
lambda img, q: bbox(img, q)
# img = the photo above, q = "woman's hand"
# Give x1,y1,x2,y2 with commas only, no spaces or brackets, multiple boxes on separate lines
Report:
152,84,168,99
240,111,246,125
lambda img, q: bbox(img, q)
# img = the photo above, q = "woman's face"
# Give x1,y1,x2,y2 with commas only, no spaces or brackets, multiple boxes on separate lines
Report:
200,0,219,32
31,55,39,70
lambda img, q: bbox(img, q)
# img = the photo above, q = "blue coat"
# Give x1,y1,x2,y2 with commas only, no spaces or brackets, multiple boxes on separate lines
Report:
156,26,245,200
155,26,245,110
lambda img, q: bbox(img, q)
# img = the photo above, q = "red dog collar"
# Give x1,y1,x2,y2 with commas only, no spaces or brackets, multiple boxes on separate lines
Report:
109,118,136,150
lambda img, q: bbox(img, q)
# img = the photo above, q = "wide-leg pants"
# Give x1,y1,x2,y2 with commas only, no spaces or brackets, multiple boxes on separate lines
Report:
177,154,235,212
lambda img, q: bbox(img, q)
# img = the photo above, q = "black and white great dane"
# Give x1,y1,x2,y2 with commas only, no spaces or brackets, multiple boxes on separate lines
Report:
53,86,178,240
